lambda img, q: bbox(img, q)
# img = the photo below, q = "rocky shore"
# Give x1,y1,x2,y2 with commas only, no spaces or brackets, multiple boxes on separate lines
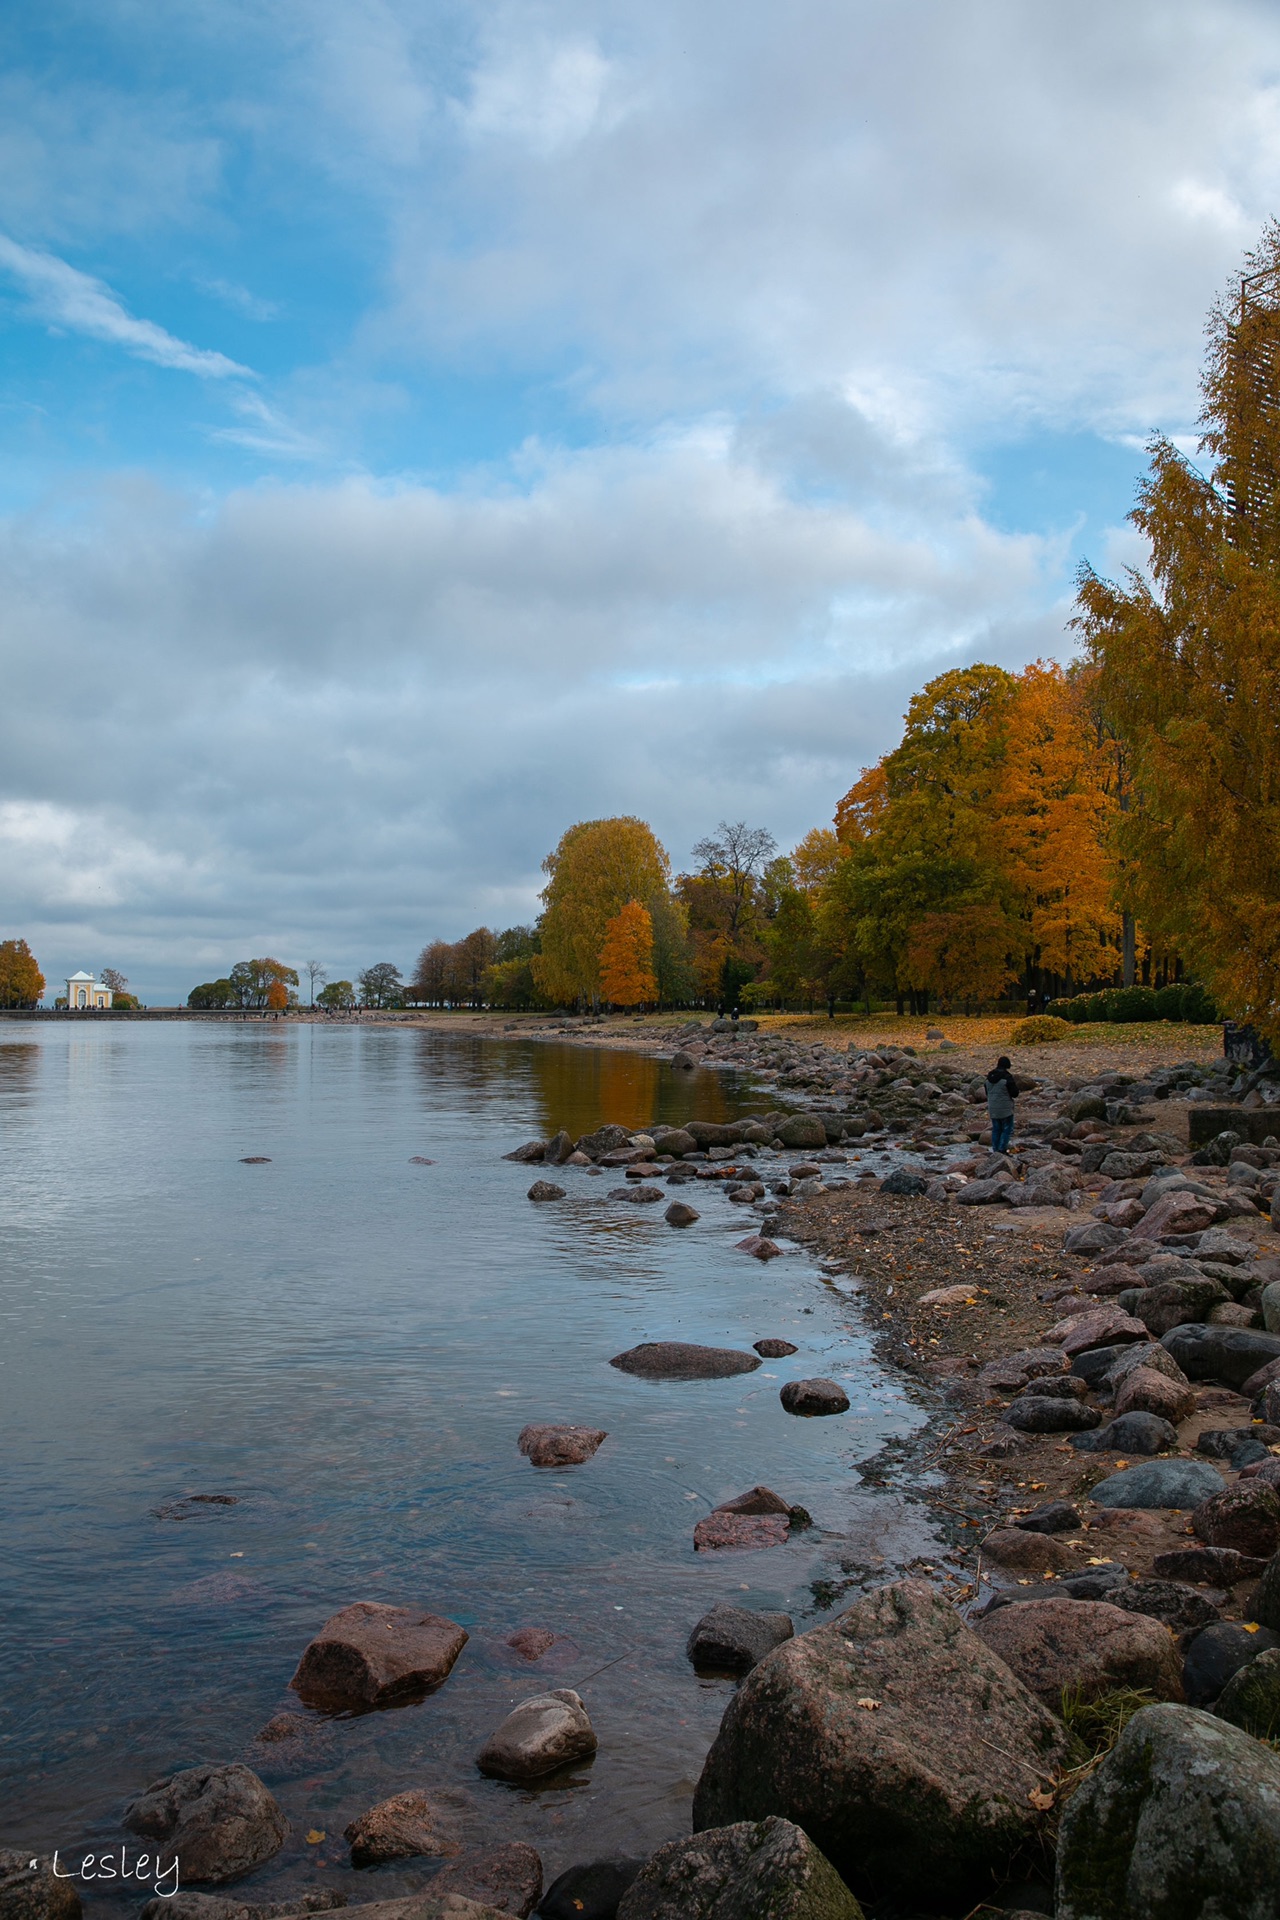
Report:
12,1020,1280,1920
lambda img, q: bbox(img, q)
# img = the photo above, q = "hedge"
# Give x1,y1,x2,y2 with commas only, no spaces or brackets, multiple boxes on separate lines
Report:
1046,983,1219,1025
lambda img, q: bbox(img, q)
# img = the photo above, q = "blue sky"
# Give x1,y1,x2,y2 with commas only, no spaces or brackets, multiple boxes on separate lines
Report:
1,0,1277,1001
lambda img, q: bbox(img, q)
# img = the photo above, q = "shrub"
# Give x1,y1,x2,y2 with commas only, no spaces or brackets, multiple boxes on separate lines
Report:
1010,1015,1074,1043
1104,985,1158,1023
1153,983,1185,1021
1181,982,1220,1025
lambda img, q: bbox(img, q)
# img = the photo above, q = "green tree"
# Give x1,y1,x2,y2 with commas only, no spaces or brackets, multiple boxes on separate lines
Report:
317,980,356,1009
228,958,299,1009
358,962,404,1007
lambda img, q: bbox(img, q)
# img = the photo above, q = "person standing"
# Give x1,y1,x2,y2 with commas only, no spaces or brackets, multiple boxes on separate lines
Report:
985,1055,1020,1152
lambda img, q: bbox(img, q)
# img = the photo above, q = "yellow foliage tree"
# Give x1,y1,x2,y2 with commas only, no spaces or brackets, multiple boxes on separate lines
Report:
533,817,671,1006
599,900,657,1007
1076,228,1280,1043
0,938,45,1008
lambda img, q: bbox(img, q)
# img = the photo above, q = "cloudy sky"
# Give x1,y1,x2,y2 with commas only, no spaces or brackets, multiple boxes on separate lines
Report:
2,1,1278,1001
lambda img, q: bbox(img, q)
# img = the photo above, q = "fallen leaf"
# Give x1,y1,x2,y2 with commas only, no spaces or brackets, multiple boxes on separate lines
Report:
306,1831,325,1845
1028,1786,1055,1811
1245,1622,1261,1633
856,1697,881,1710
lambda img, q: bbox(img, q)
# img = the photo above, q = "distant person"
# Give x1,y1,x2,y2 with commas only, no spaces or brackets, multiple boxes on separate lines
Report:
985,1055,1020,1153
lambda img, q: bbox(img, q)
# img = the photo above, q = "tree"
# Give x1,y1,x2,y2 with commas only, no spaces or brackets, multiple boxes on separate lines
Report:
1076,227,1280,1044
0,938,45,1008
265,979,290,1011
100,967,129,995
358,961,404,1007
533,817,672,1006
228,958,299,1009
305,961,327,1006
317,980,355,1009
188,978,236,1009
599,900,657,1007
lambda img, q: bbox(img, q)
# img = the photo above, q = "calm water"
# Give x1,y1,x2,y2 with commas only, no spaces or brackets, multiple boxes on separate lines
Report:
0,1022,928,1902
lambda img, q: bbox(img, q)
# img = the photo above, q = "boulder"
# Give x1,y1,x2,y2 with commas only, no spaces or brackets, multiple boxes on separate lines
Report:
1003,1396,1101,1433
616,1818,862,1920
694,1512,790,1551
527,1181,566,1202
608,1184,664,1203
955,1178,1013,1207
979,1528,1078,1575
1131,1190,1222,1241
754,1338,798,1358
1162,1321,1280,1387
138,1897,343,1920
978,1565,1131,1612
475,1689,596,1782
576,1125,635,1158
1214,1645,1280,1740
345,1791,456,1866
1184,1620,1280,1702
1197,1427,1271,1466
1112,1367,1196,1424
1011,1499,1081,1535
692,1579,1075,1907
504,1141,545,1163
517,1424,607,1468
1051,1307,1148,1357
687,1606,795,1673
1089,1460,1225,1510
779,1378,850,1416
734,1235,783,1260
1130,1277,1229,1336
714,1485,795,1517
776,1116,828,1150
976,1598,1183,1709
664,1201,700,1228
1151,1545,1267,1586
1104,1580,1220,1635
652,1128,697,1157
878,1169,927,1197
537,1861,644,1920
610,1343,761,1380
1070,1411,1179,1455
0,1854,81,1920
291,1603,468,1711
505,1627,557,1660
976,1348,1066,1392
543,1130,575,1166
122,1765,287,1884
1063,1221,1126,1254
427,1845,544,1918
1055,1703,1280,1920
1191,1481,1280,1557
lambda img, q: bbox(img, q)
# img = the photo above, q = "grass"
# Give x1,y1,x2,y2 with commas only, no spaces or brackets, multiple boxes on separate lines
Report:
1060,1685,1156,1760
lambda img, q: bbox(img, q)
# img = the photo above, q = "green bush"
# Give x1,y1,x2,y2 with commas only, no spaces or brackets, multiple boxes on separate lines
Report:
1049,981,1218,1025
1153,983,1184,1021
1104,985,1158,1022
1180,982,1220,1025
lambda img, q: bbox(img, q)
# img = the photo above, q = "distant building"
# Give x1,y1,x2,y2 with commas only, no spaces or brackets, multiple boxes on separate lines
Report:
66,971,113,1010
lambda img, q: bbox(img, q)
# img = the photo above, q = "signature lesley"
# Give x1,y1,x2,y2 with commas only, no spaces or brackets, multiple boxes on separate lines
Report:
43,1849,180,1897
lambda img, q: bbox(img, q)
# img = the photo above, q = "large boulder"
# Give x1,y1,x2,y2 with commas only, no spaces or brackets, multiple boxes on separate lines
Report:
538,1861,644,1920
1183,1621,1280,1704
427,1845,544,1918
1003,1397,1101,1433
1055,1703,1280,1920
1089,1459,1225,1511
776,1115,828,1150
687,1606,795,1673
0,1854,81,1920
692,1580,1075,1908
610,1343,760,1380
290,1602,468,1710
576,1125,635,1158
475,1689,596,1781
1130,1189,1222,1241
1112,1366,1196,1424
976,1599,1182,1709
1191,1481,1280,1557
1248,1547,1280,1631
651,1127,698,1157
1052,1308,1148,1359
1161,1322,1280,1389
1130,1277,1229,1336
1214,1645,1280,1740
616,1818,862,1920
122,1765,287,1884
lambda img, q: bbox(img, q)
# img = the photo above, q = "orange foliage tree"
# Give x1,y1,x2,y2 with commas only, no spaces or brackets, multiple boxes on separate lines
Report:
0,938,45,1008
598,900,657,1008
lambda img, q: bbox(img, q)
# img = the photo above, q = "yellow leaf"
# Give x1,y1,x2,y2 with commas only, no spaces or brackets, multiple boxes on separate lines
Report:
306,1831,325,1846
1028,1786,1055,1811
856,1697,881,1710
1245,1622,1261,1633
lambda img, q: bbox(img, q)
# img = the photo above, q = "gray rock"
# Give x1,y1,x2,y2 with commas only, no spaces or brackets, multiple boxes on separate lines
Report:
754,1338,798,1358
1130,1276,1229,1336
1063,1221,1126,1253
1214,1645,1280,1740
537,1860,644,1920
475,1689,596,1782
1151,1545,1267,1586
122,1764,287,1884
576,1125,635,1158
1089,1459,1225,1509
427,1844,543,1917
1161,1322,1280,1388
1191,1481,1280,1557
955,1177,1013,1207
1197,1427,1271,1466
779,1378,850,1415
0,1854,82,1920
1055,1703,1280,1920
610,1343,761,1380
687,1606,795,1674
1183,1621,1280,1703
692,1579,1075,1907
504,1140,546,1163
1011,1500,1081,1535
1005,1396,1101,1433
616,1818,862,1920
664,1200,700,1227
290,1602,468,1710
1104,1580,1220,1634
543,1130,575,1166
345,1791,457,1867
1070,1411,1179,1454
527,1180,566,1202
652,1127,698,1156
976,1598,1183,1709
776,1116,828,1149
608,1184,664,1203
878,1169,927,1196
138,1896,343,1920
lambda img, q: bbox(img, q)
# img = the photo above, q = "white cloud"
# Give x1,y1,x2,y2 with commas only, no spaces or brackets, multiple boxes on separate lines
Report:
0,235,251,378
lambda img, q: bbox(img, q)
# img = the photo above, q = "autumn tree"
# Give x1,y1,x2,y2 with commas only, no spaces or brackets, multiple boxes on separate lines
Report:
1076,227,1280,1044
317,980,356,1009
228,958,299,1008
598,900,657,1007
678,820,776,1002
533,817,672,1006
0,938,45,1008
265,979,289,1011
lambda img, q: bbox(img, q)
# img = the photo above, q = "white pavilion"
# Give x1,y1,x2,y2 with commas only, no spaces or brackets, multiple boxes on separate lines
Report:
65,971,113,1009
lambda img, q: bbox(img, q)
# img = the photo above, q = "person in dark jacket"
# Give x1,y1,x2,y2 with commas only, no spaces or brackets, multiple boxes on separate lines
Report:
985,1055,1020,1152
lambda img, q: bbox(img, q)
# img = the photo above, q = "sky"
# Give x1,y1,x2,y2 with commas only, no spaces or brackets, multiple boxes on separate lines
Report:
3,1,1280,1003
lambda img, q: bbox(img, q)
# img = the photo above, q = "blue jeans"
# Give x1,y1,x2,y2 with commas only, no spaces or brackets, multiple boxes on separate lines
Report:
991,1115,1014,1153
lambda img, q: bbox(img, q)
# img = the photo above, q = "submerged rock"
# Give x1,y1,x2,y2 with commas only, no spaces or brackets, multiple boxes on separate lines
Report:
693,1512,790,1551
475,1689,596,1782
663,1200,700,1227
692,1579,1074,1907
517,1424,607,1468
1056,1703,1280,1920
344,1790,457,1866
616,1817,862,1920
754,1338,798,1358
527,1180,566,1202
537,1860,644,1920
290,1601,468,1711
610,1343,760,1380
122,1764,287,1884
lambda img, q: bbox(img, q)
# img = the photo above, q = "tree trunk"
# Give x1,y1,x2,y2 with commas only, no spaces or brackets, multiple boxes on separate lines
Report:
1122,912,1136,988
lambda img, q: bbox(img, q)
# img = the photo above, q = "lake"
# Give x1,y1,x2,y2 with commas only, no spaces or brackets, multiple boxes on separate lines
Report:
0,1021,928,1903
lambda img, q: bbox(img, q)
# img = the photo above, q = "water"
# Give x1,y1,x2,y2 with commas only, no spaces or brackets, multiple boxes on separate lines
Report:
0,1022,928,1902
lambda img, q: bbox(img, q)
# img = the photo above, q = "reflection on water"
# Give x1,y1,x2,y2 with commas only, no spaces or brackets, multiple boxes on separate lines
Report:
0,1023,923,1901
